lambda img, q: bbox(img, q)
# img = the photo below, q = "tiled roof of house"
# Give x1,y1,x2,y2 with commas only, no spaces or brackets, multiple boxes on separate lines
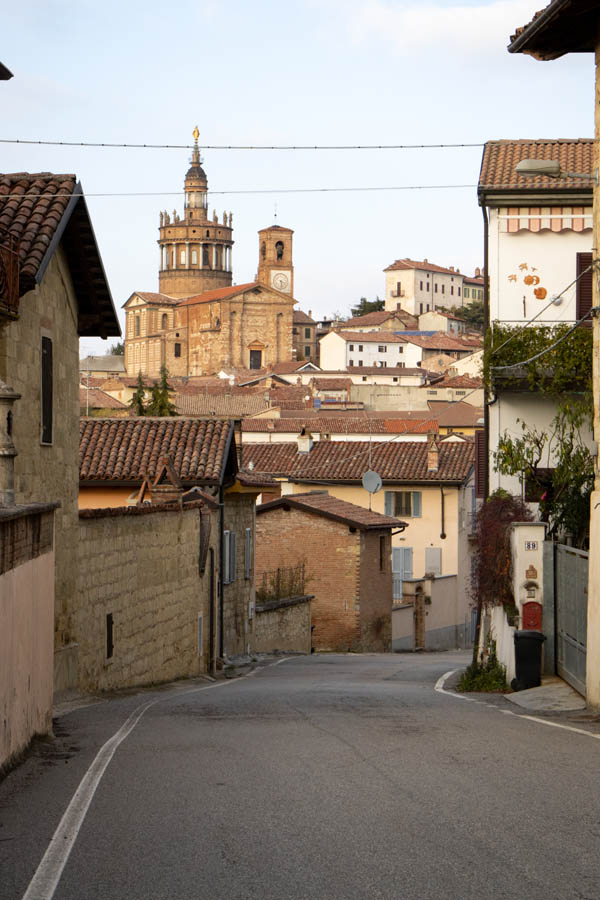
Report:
79,388,128,410
430,374,483,389
311,378,352,391
426,401,484,427
333,331,407,344
478,139,595,193
80,417,235,485
402,333,482,351
508,1,596,59
345,366,425,377
131,292,180,306
174,392,271,417
241,417,437,435
345,310,399,327
293,309,316,324
178,282,260,307
462,274,484,286
257,490,405,530
0,172,119,336
244,439,473,484
384,258,463,276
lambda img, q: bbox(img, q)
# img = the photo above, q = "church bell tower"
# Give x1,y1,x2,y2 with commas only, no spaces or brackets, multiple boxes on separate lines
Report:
158,127,234,299
257,224,294,296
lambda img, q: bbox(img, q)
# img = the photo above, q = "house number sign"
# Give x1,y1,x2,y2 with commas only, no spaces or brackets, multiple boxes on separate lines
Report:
524,541,538,551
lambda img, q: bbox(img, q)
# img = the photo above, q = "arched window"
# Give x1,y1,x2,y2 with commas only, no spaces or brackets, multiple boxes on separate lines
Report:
191,249,198,265
261,242,266,259
203,245,210,267
161,313,168,330
276,241,284,261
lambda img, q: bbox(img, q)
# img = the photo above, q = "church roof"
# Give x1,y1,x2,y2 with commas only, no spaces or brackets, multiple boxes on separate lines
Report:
178,283,259,307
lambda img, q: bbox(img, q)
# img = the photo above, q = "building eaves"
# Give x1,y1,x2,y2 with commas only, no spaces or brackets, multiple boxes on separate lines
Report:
508,0,596,59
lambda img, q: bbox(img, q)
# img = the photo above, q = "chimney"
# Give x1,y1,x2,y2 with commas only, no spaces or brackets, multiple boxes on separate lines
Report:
0,380,21,507
423,258,428,264
449,266,454,272
297,427,314,454
308,310,312,318
427,432,439,472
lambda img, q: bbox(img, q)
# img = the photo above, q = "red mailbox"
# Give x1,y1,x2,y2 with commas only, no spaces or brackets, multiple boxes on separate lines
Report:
522,601,542,631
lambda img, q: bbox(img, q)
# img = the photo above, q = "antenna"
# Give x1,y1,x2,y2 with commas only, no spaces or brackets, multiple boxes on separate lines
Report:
362,470,382,494
274,202,278,223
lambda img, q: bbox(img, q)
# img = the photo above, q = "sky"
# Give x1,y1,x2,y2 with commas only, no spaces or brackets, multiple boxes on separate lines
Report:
2,0,594,358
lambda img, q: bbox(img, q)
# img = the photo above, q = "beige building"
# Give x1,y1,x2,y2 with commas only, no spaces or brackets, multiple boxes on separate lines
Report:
384,258,466,315
292,309,317,361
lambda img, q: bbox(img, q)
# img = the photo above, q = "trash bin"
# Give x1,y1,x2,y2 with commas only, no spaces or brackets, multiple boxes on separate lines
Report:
511,630,546,691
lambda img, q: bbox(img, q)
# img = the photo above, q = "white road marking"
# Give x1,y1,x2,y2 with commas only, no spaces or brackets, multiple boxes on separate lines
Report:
22,658,292,900
435,669,600,742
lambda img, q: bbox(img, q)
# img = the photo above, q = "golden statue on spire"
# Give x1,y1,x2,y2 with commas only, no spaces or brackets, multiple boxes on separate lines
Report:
193,125,200,142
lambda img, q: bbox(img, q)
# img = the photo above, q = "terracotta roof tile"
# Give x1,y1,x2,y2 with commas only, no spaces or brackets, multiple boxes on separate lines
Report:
402,333,483,351
426,401,484,427
478,139,595,193
0,172,76,293
345,311,400,327
80,417,234,485
177,282,259,307
175,393,270,417
430,374,483,389
293,309,316,324
311,378,352,391
242,417,436,435
131,291,180,306
79,388,128,410
384,258,464,276
258,490,405,530
334,331,407,344
244,440,473,484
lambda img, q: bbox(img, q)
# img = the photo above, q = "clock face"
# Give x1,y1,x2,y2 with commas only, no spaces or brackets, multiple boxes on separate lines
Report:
272,272,290,292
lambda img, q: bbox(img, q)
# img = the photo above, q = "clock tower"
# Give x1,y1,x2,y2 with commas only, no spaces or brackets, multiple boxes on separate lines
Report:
257,224,294,295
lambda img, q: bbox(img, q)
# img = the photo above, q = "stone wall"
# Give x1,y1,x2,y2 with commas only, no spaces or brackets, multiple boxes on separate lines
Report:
254,596,312,654
222,491,256,658
77,501,217,691
0,506,55,771
256,505,391,652
0,249,80,657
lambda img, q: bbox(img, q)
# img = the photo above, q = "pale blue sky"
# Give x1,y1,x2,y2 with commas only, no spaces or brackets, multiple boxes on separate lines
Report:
2,0,593,356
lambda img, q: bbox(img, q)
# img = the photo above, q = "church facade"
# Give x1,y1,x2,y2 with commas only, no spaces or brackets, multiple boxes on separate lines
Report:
124,129,296,377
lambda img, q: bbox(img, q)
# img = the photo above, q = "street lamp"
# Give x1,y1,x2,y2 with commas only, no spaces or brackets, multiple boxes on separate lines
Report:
516,158,598,185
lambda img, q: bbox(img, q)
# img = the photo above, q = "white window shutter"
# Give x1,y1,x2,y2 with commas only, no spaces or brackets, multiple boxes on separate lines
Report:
404,547,413,579
411,492,422,517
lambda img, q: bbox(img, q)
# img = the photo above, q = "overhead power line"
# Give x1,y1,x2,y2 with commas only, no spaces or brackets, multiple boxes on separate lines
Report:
0,184,477,199
0,138,486,151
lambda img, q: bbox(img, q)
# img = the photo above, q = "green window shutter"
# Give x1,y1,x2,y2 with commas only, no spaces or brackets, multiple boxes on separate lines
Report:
384,491,394,516
411,491,422,517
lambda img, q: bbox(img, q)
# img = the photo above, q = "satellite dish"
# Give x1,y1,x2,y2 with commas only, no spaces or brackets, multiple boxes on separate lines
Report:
362,470,382,494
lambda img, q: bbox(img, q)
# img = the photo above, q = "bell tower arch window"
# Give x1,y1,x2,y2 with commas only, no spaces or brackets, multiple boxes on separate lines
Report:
161,313,168,330
276,241,284,261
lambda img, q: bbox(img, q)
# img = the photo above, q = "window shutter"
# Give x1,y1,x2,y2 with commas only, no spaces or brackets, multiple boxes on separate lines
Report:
576,252,593,327
475,429,487,498
223,530,230,584
411,492,422,517
41,336,53,444
384,491,394,516
403,547,413,580
245,527,252,580
229,532,237,583
391,547,404,573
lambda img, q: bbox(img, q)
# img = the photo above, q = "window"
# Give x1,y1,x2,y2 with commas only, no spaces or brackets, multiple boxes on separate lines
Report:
362,376,367,381
135,315,140,336
180,250,186,265
425,547,442,576
451,286,454,296
398,346,403,353
276,240,284,260
441,285,445,294
464,287,470,299
349,359,354,366
456,390,466,395
427,390,438,396
420,280,423,290
458,287,461,297
304,328,311,339
304,346,311,357
384,491,422,517
396,362,405,368
419,303,423,314
245,527,253,579
435,284,438,293
349,344,354,351
378,345,387,353
162,313,168,330
250,349,262,369
174,342,181,358
358,345,363,352
379,360,387,367
393,376,398,382
358,360,363,367
223,530,237,583
191,250,198,265
577,252,593,327
426,283,429,291
41,336,53,444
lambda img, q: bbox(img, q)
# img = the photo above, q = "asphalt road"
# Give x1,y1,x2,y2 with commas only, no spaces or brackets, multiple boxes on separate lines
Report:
2,651,600,900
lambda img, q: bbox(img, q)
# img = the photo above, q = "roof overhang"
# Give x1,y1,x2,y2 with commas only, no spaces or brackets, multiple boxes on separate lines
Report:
507,0,599,59
478,187,593,208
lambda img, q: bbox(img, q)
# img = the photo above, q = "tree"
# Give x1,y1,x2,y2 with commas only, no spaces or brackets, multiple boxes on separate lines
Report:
129,372,147,416
494,398,593,548
350,296,384,317
146,365,177,417
108,341,124,355
459,299,485,329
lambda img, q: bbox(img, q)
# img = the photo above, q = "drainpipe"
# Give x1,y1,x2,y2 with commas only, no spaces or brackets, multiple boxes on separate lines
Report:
439,484,446,540
482,202,490,501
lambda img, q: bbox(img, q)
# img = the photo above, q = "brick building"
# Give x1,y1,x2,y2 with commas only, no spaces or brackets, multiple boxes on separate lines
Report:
256,491,405,652
124,130,297,378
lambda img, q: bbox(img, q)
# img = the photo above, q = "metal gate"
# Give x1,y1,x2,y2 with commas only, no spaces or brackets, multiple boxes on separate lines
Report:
555,544,588,696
